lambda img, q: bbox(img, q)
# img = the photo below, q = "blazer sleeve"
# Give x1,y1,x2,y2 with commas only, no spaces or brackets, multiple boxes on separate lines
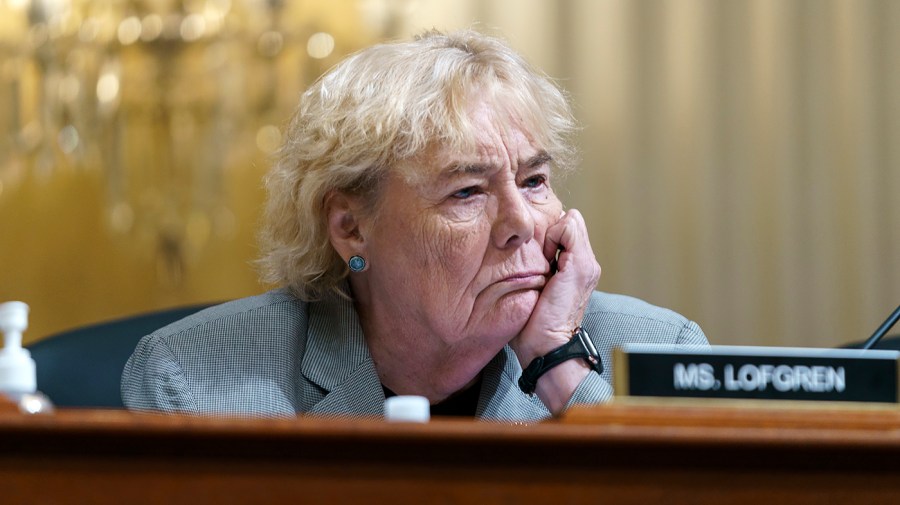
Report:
563,372,614,411
121,333,199,413
676,320,708,347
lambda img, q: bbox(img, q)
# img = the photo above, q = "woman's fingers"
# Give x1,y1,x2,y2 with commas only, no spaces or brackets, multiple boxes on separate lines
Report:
525,209,601,334
544,210,598,280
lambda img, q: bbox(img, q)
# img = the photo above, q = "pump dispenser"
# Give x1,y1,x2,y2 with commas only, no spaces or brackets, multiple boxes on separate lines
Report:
0,301,54,414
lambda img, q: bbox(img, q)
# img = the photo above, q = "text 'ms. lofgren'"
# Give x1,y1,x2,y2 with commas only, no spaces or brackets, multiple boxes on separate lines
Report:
673,363,846,393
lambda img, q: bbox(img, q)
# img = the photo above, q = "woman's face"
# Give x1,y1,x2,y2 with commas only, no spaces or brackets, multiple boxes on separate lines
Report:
354,99,564,355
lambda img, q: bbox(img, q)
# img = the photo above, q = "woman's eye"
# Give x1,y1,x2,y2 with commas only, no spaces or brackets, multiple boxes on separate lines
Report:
452,186,480,199
523,175,547,189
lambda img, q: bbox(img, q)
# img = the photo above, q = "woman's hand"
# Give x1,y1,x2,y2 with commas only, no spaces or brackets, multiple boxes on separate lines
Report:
510,209,601,414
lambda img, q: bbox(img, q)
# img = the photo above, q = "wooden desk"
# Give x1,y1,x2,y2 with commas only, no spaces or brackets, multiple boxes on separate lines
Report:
2,402,900,504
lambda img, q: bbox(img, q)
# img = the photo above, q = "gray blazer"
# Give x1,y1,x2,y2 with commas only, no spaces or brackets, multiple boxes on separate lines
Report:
121,289,707,421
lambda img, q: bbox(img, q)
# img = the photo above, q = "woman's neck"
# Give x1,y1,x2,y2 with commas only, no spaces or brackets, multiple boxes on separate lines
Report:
352,294,494,404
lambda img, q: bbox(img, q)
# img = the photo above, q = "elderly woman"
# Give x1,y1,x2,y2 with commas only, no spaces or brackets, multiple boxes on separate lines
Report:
122,29,707,420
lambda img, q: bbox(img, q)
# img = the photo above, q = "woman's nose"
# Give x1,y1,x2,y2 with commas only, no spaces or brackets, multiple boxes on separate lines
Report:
491,187,535,249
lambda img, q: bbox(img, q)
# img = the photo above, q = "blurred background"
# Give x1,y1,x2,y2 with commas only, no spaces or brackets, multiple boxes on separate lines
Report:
1,0,898,348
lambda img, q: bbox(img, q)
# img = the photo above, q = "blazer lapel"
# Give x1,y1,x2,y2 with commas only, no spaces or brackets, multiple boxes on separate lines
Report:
301,294,384,417
478,346,550,422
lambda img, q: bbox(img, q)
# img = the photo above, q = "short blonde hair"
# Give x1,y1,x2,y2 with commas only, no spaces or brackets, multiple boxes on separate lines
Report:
257,29,578,300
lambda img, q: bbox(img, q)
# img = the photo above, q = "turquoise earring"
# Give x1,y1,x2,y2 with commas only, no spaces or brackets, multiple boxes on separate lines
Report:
348,255,366,272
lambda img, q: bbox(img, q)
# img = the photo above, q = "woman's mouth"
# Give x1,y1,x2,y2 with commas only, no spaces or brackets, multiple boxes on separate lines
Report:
499,272,547,289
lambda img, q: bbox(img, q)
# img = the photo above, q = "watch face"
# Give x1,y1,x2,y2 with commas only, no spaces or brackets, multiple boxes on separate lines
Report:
575,328,603,374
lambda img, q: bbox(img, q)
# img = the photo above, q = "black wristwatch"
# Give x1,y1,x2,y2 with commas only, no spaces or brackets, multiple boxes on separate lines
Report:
518,327,603,395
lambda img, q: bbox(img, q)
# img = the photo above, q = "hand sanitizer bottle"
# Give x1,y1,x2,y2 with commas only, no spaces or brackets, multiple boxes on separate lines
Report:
0,301,54,414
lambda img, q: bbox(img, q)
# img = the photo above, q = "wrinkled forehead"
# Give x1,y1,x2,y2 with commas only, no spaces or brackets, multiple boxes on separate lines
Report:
398,87,549,183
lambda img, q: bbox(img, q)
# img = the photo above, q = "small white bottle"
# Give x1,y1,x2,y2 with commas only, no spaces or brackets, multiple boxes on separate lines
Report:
384,395,430,423
0,301,54,414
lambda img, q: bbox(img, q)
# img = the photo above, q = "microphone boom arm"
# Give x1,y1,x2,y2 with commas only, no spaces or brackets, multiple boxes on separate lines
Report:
862,305,900,350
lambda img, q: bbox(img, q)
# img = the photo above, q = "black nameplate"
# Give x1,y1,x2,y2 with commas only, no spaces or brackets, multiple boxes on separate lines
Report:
614,345,900,404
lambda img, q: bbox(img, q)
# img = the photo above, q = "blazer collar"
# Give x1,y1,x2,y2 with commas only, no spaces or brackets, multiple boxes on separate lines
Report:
301,293,384,417
477,346,550,422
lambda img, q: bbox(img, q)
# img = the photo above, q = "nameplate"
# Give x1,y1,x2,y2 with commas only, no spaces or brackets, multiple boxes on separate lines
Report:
614,345,900,404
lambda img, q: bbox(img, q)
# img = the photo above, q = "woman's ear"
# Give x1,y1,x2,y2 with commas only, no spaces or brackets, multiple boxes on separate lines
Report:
324,190,368,263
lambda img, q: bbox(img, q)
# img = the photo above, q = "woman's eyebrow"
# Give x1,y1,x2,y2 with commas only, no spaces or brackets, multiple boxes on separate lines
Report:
522,151,552,169
439,150,551,180
440,161,493,179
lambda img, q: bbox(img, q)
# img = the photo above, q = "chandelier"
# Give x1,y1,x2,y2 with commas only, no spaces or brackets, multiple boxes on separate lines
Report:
0,0,403,283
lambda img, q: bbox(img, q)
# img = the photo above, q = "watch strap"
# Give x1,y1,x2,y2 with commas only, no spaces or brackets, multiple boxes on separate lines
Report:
518,327,603,395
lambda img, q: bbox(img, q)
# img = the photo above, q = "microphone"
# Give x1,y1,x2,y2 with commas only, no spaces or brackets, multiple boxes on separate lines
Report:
861,305,900,350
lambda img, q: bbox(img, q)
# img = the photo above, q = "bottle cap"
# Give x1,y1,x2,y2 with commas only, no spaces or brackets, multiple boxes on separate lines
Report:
0,301,37,394
384,395,430,423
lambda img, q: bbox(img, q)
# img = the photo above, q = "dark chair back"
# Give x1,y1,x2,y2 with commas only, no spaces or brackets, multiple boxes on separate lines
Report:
27,304,214,408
